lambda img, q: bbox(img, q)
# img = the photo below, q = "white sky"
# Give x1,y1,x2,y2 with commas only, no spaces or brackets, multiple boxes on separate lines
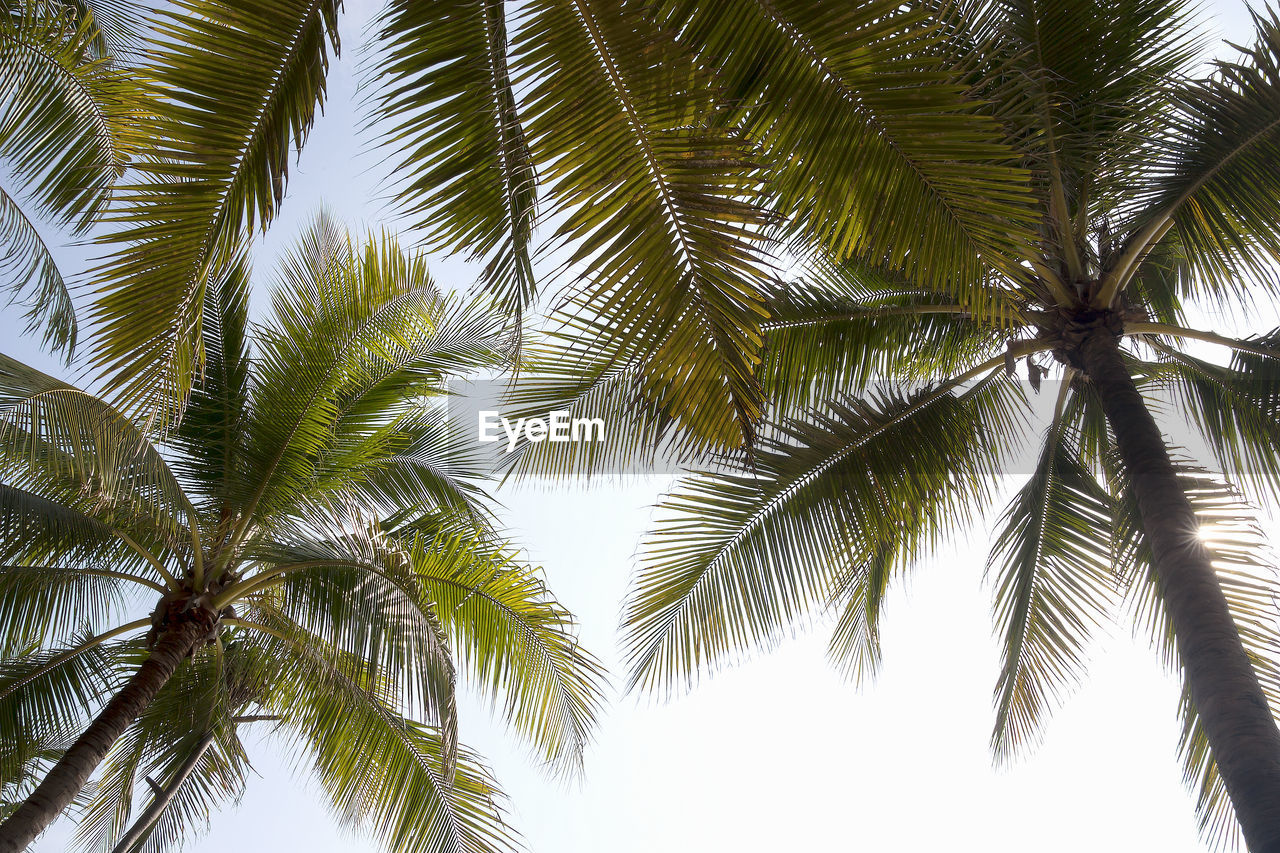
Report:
17,0,1275,850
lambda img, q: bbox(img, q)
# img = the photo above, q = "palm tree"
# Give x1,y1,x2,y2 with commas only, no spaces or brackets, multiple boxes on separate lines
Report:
496,3,1280,849
0,0,144,355
0,216,605,852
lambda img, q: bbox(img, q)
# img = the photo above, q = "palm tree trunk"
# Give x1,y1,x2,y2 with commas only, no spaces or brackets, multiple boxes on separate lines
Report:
0,620,205,853
1080,326,1280,851
109,731,215,853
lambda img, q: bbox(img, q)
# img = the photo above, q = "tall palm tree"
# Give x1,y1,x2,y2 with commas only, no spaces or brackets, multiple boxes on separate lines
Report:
0,0,144,355
0,216,605,851
498,2,1280,850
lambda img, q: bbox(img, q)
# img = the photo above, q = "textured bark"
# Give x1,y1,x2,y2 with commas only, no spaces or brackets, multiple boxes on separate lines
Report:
109,731,215,853
0,620,205,852
1081,327,1280,852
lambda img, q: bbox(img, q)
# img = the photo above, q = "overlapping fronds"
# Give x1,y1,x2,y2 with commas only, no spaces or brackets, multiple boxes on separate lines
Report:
0,634,137,786
244,619,520,853
759,262,1009,418
0,353,195,554
0,0,144,355
168,252,253,515
89,0,341,419
242,519,460,773
518,0,774,447
659,0,1038,306
1107,9,1280,305
370,0,537,316
238,217,507,528
624,376,1027,695
497,321,696,479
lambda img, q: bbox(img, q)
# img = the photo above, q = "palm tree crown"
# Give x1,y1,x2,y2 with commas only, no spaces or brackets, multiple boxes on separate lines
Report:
0,217,605,852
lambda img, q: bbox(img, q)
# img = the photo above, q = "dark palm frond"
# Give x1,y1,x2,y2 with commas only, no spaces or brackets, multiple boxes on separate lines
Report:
1107,9,1280,306
369,0,537,316
986,417,1120,761
1114,465,1280,851
519,0,774,447
623,376,1028,695
1146,342,1280,502
89,0,341,420
169,252,254,515
62,0,147,60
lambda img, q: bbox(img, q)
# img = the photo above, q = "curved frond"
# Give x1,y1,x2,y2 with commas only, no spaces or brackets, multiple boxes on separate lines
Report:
986,418,1119,761
410,532,606,776
1108,10,1280,305
369,0,537,315
240,218,509,527
0,353,195,552
0,0,139,225
519,0,773,446
0,186,74,354
89,0,341,419
623,376,1027,695
241,619,520,853
0,634,137,785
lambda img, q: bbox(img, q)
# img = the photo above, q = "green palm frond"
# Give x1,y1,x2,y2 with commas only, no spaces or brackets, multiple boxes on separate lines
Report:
0,0,139,224
624,376,1027,695
369,0,537,316
659,0,1039,306
986,417,1120,761
168,253,253,514
1113,467,1280,851
0,633,137,785
0,353,196,553
0,186,74,354
1105,9,1280,305
0,0,144,355
519,0,773,447
88,0,341,419
242,619,520,853
241,218,509,527
0,557,148,655
410,531,606,776
240,521,460,772
348,407,497,529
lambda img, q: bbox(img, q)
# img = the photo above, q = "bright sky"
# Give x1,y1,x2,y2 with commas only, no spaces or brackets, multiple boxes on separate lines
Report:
15,1,1275,851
